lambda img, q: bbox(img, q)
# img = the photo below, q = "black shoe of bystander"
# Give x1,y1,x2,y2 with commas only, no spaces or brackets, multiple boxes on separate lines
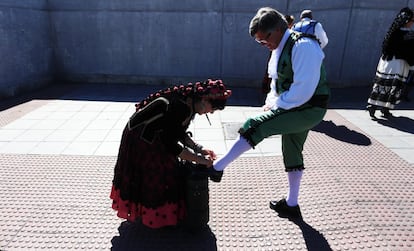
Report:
380,108,392,118
366,105,376,119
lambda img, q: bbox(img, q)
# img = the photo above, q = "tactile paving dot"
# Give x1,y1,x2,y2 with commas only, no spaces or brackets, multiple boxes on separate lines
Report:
0,109,413,250
0,154,121,250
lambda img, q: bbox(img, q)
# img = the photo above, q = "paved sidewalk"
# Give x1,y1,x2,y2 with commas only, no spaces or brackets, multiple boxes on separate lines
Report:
0,83,413,250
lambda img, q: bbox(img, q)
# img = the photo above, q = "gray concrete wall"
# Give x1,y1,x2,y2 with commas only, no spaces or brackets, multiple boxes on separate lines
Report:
288,0,414,87
0,0,54,98
1,0,414,98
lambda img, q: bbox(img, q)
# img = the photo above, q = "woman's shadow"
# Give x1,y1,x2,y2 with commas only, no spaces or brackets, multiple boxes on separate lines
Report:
375,115,414,134
111,221,217,251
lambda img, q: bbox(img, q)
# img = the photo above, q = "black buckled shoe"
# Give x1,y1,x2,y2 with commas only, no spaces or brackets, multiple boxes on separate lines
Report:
186,163,223,182
208,169,223,183
269,199,302,219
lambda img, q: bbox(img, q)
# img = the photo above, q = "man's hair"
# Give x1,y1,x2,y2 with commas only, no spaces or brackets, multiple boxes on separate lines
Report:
300,9,313,19
249,7,288,37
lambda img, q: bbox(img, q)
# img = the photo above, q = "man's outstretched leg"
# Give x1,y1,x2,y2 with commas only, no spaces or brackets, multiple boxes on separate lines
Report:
213,136,251,171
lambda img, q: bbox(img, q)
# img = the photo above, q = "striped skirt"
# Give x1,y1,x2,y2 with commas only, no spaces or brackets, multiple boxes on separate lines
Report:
367,57,410,109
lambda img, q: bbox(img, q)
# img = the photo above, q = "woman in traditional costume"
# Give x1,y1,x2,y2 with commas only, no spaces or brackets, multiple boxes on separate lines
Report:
367,7,414,118
110,79,231,228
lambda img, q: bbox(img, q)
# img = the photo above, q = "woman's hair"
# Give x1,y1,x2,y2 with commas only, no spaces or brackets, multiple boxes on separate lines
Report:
249,7,288,37
135,79,232,111
382,7,414,57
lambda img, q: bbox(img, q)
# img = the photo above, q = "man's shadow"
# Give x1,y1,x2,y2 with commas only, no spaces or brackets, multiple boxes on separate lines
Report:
289,218,333,251
376,115,414,134
111,221,217,251
312,120,371,146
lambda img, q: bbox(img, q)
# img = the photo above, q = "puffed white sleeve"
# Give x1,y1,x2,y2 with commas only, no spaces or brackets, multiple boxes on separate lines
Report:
276,38,324,109
315,23,328,49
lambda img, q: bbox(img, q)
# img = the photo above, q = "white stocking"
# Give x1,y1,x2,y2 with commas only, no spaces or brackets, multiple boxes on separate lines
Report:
213,136,251,171
286,170,303,207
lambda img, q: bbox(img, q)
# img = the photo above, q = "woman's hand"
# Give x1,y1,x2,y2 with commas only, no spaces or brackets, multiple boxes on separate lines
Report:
200,148,217,161
178,148,213,167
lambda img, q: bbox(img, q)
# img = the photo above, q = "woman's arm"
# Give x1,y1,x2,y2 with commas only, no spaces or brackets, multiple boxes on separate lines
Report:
182,132,217,160
183,133,203,153
178,148,213,167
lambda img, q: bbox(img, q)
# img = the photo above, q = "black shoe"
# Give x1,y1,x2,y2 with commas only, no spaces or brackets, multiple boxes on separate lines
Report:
380,108,392,118
209,169,223,182
366,105,376,119
269,199,302,219
187,164,223,182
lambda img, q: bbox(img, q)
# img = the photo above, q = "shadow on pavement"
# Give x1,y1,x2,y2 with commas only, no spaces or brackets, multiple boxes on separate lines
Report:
312,120,372,146
376,116,414,134
4,82,412,114
2,83,412,112
0,84,74,112
0,83,265,111
289,218,333,251
111,221,217,251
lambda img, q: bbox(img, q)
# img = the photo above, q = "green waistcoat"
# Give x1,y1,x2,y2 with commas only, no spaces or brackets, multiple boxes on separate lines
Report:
276,32,330,98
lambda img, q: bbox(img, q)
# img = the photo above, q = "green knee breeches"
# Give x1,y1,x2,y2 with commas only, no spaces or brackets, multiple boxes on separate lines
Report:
238,105,327,171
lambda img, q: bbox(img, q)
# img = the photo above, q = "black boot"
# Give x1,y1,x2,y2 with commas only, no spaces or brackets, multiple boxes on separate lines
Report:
366,105,376,119
381,108,392,118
